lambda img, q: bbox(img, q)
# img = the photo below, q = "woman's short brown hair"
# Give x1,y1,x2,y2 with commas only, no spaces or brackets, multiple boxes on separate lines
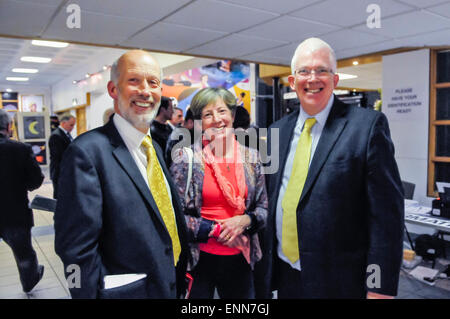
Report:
189,88,237,120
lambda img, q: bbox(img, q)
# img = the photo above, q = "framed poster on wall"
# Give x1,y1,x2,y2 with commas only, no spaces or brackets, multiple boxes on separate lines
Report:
21,95,44,112
27,141,47,165
23,114,46,139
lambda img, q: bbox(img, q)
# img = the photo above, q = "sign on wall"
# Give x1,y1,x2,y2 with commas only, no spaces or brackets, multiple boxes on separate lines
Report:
382,49,430,121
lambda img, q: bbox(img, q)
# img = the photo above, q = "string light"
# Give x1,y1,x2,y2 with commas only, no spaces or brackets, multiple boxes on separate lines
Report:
72,65,111,85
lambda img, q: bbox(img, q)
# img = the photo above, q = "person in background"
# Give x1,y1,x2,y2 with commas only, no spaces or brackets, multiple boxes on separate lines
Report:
103,107,115,124
165,108,195,168
236,92,246,107
48,113,75,198
54,50,189,299
0,109,44,293
169,107,184,129
170,88,267,299
150,96,173,152
233,106,259,150
255,37,404,299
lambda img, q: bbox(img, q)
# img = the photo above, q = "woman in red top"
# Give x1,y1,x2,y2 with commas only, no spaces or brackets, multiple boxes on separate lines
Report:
170,88,268,299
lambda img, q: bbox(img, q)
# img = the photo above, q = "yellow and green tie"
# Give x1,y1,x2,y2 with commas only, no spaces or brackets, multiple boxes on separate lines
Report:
142,136,181,265
282,117,317,263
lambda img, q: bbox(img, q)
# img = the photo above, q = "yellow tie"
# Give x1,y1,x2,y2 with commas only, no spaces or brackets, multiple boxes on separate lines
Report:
282,117,317,263
142,136,181,265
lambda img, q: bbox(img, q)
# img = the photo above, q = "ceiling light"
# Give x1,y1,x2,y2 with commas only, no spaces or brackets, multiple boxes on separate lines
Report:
21,56,52,63
352,61,359,66
6,77,29,81
6,88,12,92
85,73,90,78
12,68,39,73
337,73,358,80
32,40,69,48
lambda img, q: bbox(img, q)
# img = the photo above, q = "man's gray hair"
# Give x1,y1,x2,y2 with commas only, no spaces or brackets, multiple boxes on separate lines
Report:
291,37,337,74
59,113,75,123
0,109,11,131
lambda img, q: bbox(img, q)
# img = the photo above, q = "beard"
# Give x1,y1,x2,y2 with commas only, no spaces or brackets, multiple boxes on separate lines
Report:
117,94,160,132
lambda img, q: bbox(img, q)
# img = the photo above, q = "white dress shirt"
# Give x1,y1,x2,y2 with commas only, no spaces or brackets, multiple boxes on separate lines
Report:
276,95,334,270
113,114,174,205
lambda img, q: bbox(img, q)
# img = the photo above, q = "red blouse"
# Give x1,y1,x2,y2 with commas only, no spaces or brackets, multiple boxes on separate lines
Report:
199,154,248,255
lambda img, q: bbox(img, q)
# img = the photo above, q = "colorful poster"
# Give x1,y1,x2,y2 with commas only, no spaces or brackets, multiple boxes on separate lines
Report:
23,115,45,139
27,141,47,165
162,60,251,114
21,95,44,112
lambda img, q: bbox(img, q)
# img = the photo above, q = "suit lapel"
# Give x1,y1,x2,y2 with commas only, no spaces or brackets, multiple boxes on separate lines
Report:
107,121,166,228
299,98,348,204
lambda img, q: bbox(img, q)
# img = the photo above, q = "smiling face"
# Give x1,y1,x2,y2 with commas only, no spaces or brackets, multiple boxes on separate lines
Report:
107,50,162,133
288,47,339,116
201,98,234,143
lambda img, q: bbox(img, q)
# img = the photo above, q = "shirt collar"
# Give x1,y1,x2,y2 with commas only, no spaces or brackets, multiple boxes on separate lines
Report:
298,94,334,130
113,112,149,149
59,126,69,135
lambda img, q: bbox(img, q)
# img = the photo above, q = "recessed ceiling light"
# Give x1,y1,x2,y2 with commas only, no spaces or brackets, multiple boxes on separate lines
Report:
352,61,359,66
32,40,69,48
20,56,52,63
6,77,29,82
12,68,39,73
85,73,90,78
6,88,13,92
337,73,358,80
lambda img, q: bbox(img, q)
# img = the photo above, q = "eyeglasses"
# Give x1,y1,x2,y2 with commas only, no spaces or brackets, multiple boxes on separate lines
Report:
294,67,334,78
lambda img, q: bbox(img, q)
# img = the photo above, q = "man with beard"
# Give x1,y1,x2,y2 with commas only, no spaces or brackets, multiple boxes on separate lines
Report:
54,50,189,299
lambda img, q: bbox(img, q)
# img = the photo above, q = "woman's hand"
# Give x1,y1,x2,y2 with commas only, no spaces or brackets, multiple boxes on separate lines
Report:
216,215,251,245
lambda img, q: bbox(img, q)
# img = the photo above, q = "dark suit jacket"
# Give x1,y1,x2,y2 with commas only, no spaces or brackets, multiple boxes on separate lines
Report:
0,133,44,229
54,119,189,299
150,120,172,155
255,96,404,298
49,127,71,190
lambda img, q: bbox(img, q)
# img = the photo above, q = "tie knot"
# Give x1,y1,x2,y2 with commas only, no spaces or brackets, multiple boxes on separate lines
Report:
304,117,317,132
141,135,152,150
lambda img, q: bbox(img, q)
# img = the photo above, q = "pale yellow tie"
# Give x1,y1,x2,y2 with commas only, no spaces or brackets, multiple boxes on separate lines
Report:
142,136,181,265
282,117,317,263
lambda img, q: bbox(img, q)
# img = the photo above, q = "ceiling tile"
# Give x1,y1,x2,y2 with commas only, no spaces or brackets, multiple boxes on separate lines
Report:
320,29,389,52
238,53,288,65
334,39,404,59
164,0,277,33
240,16,339,42
250,42,299,61
12,0,65,5
395,0,450,8
76,0,191,22
42,10,151,45
395,28,450,47
426,2,450,18
123,22,227,52
185,34,287,58
352,10,450,38
0,0,59,37
217,0,321,14
289,0,414,27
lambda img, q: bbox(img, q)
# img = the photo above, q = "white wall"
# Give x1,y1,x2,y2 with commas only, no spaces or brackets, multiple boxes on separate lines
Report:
52,48,127,133
382,49,434,235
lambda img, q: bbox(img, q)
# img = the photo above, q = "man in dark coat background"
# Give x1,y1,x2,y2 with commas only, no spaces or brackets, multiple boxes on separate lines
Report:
48,113,75,198
0,109,44,293
255,38,404,299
